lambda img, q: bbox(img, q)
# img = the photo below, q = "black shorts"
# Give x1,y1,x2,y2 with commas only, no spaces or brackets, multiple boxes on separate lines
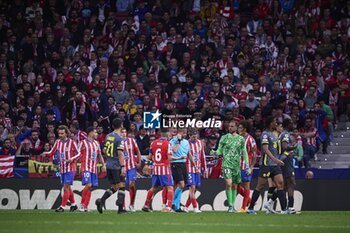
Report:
281,166,295,179
107,169,125,185
258,165,270,178
171,163,187,184
268,166,282,178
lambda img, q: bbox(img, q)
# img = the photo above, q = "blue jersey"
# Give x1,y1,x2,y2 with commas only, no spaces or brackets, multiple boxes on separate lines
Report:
170,137,190,163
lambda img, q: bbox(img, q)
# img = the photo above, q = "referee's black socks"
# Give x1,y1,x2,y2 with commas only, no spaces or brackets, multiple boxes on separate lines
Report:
288,196,294,208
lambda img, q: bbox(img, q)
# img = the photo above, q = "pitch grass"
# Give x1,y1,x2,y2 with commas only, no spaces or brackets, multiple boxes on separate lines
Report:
0,211,349,233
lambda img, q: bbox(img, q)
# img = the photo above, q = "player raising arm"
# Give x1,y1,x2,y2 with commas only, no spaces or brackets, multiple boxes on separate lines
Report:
95,118,127,214
79,127,105,212
42,125,80,212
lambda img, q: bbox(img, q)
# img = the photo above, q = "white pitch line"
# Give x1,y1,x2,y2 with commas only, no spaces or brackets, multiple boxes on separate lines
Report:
1,220,350,229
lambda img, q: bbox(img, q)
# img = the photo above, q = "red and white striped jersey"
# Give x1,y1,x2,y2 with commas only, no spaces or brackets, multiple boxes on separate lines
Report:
73,130,88,145
150,138,172,176
186,139,207,174
124,137,139,170
46,138,80,173
80,139,101,174
240,134,257,170
0,155,15,178
300,128,318,147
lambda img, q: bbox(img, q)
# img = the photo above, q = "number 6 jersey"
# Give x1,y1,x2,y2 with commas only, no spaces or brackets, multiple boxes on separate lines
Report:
150,138,172,175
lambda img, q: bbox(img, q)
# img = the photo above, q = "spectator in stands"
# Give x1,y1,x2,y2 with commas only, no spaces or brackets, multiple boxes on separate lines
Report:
0,138,16,155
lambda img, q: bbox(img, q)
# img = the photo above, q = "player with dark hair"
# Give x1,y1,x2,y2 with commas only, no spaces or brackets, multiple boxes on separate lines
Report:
121,128,141,212
79,127,105,212
211,120,250,212
142,129,175,213
247,117,288,214
183,128,207,213
70,122,87,145
265,119,299,214
237,120,257,212
95,118,127,214
42,125,80,212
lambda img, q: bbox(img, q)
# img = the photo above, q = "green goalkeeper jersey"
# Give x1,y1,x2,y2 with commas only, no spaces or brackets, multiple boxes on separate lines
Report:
216,133,248,170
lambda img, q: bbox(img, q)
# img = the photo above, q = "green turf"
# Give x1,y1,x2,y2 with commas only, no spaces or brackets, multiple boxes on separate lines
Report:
0,211,349,233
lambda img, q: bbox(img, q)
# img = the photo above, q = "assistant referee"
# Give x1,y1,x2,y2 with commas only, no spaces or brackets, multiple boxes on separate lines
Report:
170,128,190,212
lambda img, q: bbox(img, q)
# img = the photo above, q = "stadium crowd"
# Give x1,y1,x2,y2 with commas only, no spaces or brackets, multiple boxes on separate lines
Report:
0,0,349,169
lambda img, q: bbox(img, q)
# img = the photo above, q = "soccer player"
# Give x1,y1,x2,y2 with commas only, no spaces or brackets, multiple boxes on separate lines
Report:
212,120,250,212
79,127,105,212
70,122,87,145
170,128,190,212
247,116,288,214
42,125,80,212
183,128,207,213
142,129,175,212
265,119,298,214
95,118,126,214
237,120,257,212
121,128,141,212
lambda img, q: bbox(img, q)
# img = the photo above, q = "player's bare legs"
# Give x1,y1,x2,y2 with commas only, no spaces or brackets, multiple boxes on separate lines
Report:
271,174,287,213
80,184,92,211
247,177,268,213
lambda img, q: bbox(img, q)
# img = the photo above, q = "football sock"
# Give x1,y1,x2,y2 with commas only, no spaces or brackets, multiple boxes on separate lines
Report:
174,188,182,210
162,187,167,205
277,189,287,211
242,188,250,209
117,188,125,210
192,198,198,208
231,189,237,207
129,186,136,206
167,190,174,208
69,188,75,205
145,189,154,207
225,189,233,207
288,196,294,208
81,188,87,205
248,189,260,210
84,190,91,209
237,185,245,197
185,198,191,208
61,190,70,207
267,187,276,200
101,187,116,204
271,190,278,202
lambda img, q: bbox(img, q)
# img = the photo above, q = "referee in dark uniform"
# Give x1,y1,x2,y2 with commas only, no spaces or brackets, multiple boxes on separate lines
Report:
170,128,190,212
